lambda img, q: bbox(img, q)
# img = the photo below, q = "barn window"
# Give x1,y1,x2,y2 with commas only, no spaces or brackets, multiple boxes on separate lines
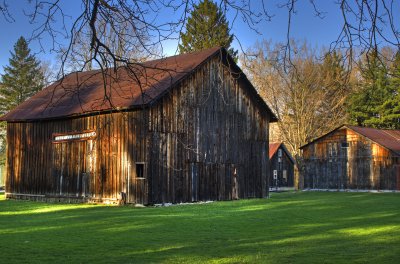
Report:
283,170,287,180
328,143,332,157
328,143,337,162
341,142,349,148
278,149,282,157
136,162,146,179
332,143,338,157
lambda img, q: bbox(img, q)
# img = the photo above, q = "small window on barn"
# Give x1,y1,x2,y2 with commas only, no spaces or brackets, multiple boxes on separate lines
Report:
328,143,335,162
332,143,338,157
278,149,282,157
136,163,145,179
341,142,349,148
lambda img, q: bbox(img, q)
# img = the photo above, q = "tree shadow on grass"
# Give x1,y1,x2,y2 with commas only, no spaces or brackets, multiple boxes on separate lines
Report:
0,192,400,263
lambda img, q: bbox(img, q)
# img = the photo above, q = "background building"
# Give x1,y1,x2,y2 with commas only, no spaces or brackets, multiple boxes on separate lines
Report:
301,125,400,190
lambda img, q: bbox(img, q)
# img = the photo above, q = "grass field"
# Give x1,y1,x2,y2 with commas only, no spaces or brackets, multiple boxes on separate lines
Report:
0,192,399,263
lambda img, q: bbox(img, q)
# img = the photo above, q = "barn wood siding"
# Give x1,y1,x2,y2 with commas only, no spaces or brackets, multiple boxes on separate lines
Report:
5,56,270,204
147,56,270,203
6,111,150,203
302,128,400,190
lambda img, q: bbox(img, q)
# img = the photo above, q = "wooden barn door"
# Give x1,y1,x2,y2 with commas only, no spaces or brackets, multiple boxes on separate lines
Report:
125,162,148,204
52,139,96,197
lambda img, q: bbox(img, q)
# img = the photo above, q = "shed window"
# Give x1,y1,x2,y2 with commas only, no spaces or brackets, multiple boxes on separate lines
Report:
328,143,338,161
332,143,338,157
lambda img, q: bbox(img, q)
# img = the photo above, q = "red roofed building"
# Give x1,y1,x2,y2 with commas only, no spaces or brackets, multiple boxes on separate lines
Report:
300,125,400,190
1,47,277,204
269,143,295,189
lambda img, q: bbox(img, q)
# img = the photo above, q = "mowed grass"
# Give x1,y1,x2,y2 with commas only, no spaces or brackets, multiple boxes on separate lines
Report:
1,192,400,263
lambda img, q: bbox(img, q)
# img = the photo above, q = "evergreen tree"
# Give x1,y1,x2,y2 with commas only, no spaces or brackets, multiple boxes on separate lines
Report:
380,52,400,128
0,37,45,167
0,36,45,114
179,0,237,58
347,50,391,128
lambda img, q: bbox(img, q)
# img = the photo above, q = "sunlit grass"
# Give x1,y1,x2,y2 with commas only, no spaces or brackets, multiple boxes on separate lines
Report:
0,192,399,263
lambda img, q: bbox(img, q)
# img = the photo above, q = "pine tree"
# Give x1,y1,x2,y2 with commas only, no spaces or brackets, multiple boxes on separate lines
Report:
0,37,45,166
178,0,237,58
0,36,45,114
348,50,391,128
380,52,400,128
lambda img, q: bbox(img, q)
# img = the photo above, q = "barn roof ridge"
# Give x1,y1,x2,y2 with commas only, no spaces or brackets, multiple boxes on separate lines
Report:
300,124,400,155
1,46,277,122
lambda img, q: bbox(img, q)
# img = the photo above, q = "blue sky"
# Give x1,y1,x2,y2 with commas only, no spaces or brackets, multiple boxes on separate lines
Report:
0,1,394,71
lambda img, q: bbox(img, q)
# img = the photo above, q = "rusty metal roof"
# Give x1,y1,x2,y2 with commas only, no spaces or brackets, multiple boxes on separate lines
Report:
300,125,400,156
1,47,277,122
346,125,400,155
269,143,281,159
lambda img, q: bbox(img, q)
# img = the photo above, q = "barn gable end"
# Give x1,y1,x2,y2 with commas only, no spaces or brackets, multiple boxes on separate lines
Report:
2,47,276,204
269,143,295,190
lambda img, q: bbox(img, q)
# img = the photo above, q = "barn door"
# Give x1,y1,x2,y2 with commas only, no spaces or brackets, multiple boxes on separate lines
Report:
126,162,148,204
52,137,96,198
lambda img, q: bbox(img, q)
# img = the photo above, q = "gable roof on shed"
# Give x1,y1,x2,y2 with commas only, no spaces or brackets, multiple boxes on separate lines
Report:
269,143,281,159
269,142,295,163
300,125,400,156
1,47,277,122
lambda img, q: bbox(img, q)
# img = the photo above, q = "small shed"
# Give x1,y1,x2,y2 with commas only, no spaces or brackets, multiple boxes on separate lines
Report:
301,125,400,190
269,143,295,189
1,47,277,204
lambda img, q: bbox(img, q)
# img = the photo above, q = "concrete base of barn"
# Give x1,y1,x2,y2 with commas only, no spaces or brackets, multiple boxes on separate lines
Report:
5,193,146,206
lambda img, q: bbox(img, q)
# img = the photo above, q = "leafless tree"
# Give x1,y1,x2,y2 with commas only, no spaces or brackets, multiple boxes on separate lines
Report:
63,17,160,72
241,40,354,158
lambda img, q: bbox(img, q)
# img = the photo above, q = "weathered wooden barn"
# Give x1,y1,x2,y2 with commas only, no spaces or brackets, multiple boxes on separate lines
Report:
269,143,295,189
301,125,400,190
1,47,277,204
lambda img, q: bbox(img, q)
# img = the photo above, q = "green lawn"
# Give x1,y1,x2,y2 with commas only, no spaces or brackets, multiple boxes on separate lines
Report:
0,192,399,263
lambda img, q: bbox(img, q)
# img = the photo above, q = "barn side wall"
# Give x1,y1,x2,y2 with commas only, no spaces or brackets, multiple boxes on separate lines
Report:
6,111,150,203
147,56,270,204
301,128,400,190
